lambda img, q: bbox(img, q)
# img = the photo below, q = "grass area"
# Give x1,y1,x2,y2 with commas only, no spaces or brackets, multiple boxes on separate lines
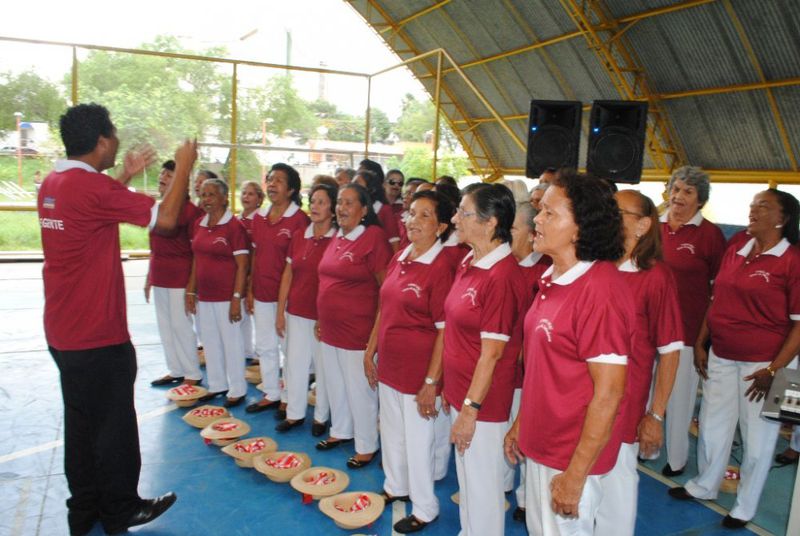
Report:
0,211,150,251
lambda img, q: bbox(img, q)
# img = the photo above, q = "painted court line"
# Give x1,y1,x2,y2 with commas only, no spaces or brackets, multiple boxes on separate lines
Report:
0,404,178,465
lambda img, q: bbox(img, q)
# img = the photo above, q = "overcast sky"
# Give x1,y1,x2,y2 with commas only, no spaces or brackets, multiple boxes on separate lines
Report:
0,0,426,119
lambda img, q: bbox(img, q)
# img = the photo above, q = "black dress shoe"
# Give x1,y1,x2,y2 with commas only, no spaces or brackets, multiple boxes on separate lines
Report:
667,486,695,501
275,418,305,432
274,408,287,421
512,506,526,523
662,463,685,477
347,451,378,469
311,421,327,437
198,390,226,402
224,396,245,408
245,399,279,413
106,492,177,535
775,450,800,466
380,491,410,504
394,514,437,533
150,375,184,387
315,438,353,450
721,514,748,529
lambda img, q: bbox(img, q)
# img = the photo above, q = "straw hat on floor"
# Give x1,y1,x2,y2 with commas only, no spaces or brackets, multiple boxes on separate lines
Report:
182,405,230,428
199,418,251,446
245,365,262,384
290,466,349,499
222,437,278,468
319,491,385,530
253,451,311,482
720,466,740,494
167,384,208,407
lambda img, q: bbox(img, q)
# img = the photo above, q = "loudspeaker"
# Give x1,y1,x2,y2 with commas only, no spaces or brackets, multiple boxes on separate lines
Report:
525,100,582,178
586,100,648,184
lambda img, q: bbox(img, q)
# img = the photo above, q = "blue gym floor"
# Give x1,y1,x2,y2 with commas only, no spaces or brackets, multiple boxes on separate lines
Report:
0,259,795,535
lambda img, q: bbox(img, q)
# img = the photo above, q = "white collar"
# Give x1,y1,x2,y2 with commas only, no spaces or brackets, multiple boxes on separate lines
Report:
617,259,640,273
397,240,445,265
303,223,336,239
199,209,233,227
519,251,544,267
736,237,790,258
258,201,301,219
240,210,257,221
542,260,595,285
443,232,460,247
660,209,703,226
393,198,404,206
462,243,513,270
54,159,98,173
336,224,366,241
373,200,383,213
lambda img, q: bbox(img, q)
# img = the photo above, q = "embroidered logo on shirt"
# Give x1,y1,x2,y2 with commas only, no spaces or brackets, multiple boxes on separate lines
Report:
213,237,229,247
676,243,696,254
43,196,56,209
340,251,355,262
535,318,554,343
461,287,477,306
749,270,770,283
278,228,292,238
402,283,422,298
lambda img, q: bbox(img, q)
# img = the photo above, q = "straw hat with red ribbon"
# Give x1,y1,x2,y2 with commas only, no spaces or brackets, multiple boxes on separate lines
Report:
253,451,311,483
319,491,385,530
221,437,278,468
199,418,251,446
167,383,208,407
182,405,229,428
290,466,349,500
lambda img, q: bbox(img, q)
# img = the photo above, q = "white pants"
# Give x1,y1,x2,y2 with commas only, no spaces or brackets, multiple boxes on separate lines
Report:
284,313,329,422
665,345,699,470
379,383,439,523
450,408,506,536
433,404,452,480
684,349,781,521
196,301,247,398
595,442,638,536
153,286,201,381
254,300,282,400
319,342,379,454
504,388,526,505
525,459,604,536
240,302,255,359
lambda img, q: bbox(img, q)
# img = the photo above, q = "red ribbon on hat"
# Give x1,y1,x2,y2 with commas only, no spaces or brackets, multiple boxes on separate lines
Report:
725,469,740,480
302,493,313,505
234,439,266,454
265,453,301,469
172,385,199,396
191,407,225,417
335,494,371,512
212,421,239,432
307,471,335,486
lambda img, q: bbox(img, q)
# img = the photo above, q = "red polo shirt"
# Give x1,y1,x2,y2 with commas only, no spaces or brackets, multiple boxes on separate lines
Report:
148,200,203,288
374,201,401,245
191,211,249,302
38,161,156,350
285,224,335,320
251,203,310,302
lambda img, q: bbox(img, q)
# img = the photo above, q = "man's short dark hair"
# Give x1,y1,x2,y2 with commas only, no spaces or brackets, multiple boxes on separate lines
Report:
59,103,115,157
162,160,176,172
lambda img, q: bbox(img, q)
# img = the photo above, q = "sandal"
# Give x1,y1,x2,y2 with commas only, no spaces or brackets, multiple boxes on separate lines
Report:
394,515,437,534
315,438,353,451
379,491,409,504
347,451,378,469
775,448,799,466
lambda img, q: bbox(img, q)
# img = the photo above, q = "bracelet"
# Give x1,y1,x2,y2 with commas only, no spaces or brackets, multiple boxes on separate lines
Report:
186,292,196,296
646,410,664,423
766,365,776,377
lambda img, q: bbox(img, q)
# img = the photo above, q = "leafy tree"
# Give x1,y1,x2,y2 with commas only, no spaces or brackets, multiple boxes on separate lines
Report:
395,93,432,142
0,71,66,135
368,107,391,142
257,75,318,141
386,145,470,181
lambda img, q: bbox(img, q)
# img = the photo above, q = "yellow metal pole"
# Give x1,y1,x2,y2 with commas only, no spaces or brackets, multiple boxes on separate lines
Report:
71,46,78,105
432,51,443,181
364,76,372,159
229,63,238,212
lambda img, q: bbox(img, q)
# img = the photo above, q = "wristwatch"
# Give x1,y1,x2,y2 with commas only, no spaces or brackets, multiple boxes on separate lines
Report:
233,292,242,299
463,398,481,410
424,376,438,385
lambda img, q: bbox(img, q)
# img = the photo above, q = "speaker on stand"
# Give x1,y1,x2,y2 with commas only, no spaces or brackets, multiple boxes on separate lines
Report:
525,100,582,179
586,100,649,184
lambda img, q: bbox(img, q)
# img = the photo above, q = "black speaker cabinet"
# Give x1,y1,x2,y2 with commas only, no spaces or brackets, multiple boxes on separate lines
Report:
586,100,648,184
525,100,582,178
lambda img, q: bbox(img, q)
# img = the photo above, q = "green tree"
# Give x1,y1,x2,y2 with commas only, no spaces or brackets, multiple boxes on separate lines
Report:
368,107,391,142
0,71,66,135
257,75,318,141
386,146,470,181
395,94,432,142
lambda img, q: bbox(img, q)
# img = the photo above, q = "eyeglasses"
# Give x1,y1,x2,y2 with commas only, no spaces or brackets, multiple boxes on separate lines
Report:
387,180,404,186
619,209,644,218
457,207,477,218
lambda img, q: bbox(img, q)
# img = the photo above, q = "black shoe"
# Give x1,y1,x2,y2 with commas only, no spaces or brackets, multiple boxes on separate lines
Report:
662,463,685,477
275,418,305,432
512,506,526,523
274,408,287,421
775,450,800,466
315,438,353,450
311,421,327,437
68,509,98,536
245,399,279,413
347,451,378,469
667,486,695,501
721,514,748,529
150,375,184,387
380,491,410,504
105,492,177,535
394,514,437,533
224,396,245,408
197,390,226,402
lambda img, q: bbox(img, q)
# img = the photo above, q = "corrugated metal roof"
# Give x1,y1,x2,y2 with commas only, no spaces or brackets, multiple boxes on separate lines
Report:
348,0,800,179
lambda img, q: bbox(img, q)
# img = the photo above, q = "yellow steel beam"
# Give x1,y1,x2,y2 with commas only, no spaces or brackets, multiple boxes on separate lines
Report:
478,168,800,185
379,0,453,34
418,0,715,80
721,0,797,171
432,51,443,180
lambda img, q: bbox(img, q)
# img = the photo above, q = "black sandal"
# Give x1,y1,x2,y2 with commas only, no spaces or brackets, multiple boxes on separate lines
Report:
379,491,409,504
347,452,378,469
315,438,353,451
394,515,437,534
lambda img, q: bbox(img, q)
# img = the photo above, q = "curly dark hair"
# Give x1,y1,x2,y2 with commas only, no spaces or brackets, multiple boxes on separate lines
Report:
768,188,799,244
411,190,455,242
59,103,115,157
268,163,303,206
340,183,380,227
554,168,624,261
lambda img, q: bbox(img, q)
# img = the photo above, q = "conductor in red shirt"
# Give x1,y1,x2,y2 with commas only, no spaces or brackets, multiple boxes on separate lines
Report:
38,103,197,535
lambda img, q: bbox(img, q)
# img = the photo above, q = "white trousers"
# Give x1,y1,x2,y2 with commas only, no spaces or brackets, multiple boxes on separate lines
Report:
433,403,452,480
684,349,780,521
595,442,638,536
153,286,201,381
450,408,506,536
525,459,604,536
254,300,282,400
379,383,439,522
504,388,526,504
240,302,255,359
319,342,379,454
284,313,329,422
196,301,247,398
665,345,699,470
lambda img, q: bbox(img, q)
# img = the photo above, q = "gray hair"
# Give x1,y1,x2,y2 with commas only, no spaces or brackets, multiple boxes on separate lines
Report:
335,167,356,180
516,201,537,232
667,165,710,205
202,178,229,202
